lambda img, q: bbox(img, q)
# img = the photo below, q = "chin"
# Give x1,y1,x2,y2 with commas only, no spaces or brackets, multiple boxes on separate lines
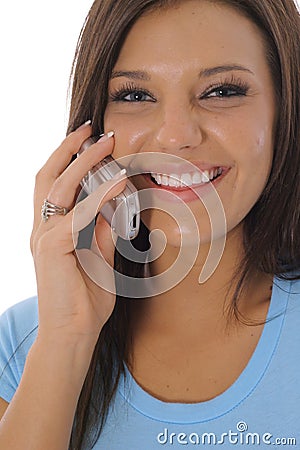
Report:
142,210,222,250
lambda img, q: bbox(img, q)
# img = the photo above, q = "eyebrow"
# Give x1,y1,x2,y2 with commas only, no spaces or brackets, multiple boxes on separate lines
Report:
111,70,151,81
110,64,254,81
199,64,254,77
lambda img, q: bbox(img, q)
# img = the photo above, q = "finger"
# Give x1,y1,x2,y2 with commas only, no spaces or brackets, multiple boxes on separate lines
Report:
32,129,115,239
75,248,116,295
92,214,117,267
32,122,93,229
47,132,115,210
33,170,128,257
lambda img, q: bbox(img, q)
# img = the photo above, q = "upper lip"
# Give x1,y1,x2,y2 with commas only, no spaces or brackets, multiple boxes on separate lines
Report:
119,153,231,175
128,161,231,176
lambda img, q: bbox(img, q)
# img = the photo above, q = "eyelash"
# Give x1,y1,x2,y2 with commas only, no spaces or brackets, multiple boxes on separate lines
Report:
108,76,250,103
109,82,155,103
203,76,249,99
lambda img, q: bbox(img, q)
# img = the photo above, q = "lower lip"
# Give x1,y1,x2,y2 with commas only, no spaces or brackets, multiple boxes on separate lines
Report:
142,169,230,203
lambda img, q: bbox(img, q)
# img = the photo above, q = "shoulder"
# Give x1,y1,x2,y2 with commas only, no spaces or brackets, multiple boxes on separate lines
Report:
0,297,39,402
0,296,39,361
279,274,300,302
286,276,300,317
0,296,39,340
289,276,300,295
274,275,300,339
1,296,39,320
274,274,300,310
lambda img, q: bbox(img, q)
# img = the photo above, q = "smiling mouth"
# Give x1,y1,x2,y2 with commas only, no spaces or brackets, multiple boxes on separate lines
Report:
148,167,224,189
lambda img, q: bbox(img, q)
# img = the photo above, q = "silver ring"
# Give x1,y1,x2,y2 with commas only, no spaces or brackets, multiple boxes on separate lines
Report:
41,199,69,222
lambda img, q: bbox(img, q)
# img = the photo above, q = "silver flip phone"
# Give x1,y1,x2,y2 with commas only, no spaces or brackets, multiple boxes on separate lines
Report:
78,136,140,240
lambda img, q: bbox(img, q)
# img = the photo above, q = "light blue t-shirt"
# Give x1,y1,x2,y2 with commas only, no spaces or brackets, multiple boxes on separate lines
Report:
0,275,300,449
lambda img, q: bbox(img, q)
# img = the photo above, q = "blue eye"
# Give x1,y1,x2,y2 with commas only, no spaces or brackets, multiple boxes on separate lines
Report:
122,90,153,102
203,82,249,99
109,84,156,103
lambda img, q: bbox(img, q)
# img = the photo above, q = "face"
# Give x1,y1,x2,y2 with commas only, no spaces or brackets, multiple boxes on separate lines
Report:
103,0,276,248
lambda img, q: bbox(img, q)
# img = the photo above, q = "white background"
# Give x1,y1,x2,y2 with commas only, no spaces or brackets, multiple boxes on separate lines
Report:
0,0,299,315
0,0,92,314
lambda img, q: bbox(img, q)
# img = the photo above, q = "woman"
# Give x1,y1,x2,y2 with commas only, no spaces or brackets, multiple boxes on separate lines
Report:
0,0,299,448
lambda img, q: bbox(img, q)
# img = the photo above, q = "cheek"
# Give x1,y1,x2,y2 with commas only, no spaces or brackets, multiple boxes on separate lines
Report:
238,123,274,183
104,109,152,159
225,127,273,226
214,108,274,177
204,111,274,231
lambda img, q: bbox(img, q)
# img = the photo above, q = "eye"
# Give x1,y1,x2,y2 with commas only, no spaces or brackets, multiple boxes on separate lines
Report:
204,85,248,98
200,78,250,100
122,90,153,102
109,83,156,103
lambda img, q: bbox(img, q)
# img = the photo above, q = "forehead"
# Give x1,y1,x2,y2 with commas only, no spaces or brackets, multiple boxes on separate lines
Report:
114,0,268,75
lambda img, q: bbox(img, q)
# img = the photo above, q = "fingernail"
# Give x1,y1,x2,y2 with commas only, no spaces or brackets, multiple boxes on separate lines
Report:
97,131,114,143
77,119,92,130
112,168,127,180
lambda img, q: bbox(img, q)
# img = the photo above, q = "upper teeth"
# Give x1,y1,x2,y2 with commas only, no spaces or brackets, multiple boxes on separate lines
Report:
151,168,222,187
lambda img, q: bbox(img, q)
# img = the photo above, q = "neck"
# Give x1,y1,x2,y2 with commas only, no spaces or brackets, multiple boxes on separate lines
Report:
129,223,273,337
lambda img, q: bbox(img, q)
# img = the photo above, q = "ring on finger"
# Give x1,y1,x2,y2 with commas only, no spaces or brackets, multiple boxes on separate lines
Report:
41,199,70,222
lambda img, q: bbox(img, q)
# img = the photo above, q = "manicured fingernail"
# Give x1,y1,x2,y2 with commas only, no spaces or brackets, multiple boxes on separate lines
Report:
112,168,127,180
77,119,92,130
97,131,115,143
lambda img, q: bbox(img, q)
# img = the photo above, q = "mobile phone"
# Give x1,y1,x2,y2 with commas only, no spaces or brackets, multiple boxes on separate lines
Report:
78,136,140,240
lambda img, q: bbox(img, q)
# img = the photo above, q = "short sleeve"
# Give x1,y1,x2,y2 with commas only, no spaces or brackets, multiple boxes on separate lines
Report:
0,297,38,402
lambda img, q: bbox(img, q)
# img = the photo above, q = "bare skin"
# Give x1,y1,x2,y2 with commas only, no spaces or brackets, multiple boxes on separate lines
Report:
126,221,273,402
104,1,276,402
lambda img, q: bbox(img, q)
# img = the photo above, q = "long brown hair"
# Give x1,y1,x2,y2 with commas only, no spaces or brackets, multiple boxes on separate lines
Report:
67,0,300,448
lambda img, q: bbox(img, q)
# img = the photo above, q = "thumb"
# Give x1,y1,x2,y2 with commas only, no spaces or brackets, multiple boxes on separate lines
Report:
93,214,117,267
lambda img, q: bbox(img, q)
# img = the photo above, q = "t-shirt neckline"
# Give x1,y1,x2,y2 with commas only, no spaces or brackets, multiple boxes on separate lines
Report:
118,276,291,424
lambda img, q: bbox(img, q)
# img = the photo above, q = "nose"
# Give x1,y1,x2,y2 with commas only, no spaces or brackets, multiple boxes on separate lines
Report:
154,100,203,153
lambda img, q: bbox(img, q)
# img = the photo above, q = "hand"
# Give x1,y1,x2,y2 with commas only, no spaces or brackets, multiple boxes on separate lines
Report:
30,123,127,346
